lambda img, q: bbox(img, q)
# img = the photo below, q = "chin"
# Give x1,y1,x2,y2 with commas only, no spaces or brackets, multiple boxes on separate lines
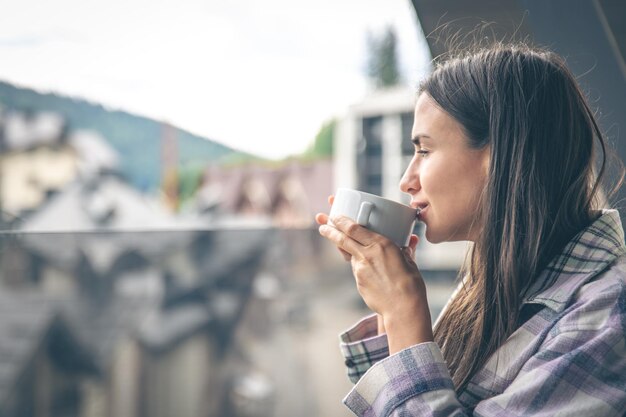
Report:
424,228,444,244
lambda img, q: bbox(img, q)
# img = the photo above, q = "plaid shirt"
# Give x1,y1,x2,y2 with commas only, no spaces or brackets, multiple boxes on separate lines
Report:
339,209,626,416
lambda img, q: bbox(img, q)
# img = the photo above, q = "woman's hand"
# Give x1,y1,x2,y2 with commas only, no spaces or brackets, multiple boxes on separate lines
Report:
315,196,388,335
315,195,353,261
316,210,433,353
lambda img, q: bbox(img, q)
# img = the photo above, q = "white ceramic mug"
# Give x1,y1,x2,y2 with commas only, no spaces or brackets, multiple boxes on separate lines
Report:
329,188,418,247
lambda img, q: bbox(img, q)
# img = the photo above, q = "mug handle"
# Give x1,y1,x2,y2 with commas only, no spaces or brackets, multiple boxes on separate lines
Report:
356,202,373,226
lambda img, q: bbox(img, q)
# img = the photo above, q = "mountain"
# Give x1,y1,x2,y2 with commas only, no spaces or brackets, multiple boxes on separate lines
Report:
0,80,255,192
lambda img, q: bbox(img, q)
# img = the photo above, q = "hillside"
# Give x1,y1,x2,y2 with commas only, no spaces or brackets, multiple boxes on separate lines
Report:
0,81,255,191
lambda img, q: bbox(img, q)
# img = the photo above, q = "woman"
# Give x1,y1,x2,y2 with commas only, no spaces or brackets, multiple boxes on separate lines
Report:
316,44,626,416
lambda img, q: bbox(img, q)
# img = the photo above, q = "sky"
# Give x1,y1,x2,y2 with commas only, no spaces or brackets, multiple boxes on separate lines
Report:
0,0,431,160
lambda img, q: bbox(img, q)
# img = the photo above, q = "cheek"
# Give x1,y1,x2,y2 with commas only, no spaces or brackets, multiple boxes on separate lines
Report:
423,160,484,211
420,160,452,199
449,167,487,214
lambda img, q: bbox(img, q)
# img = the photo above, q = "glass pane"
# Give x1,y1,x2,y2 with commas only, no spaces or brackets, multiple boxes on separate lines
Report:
0,228,457,417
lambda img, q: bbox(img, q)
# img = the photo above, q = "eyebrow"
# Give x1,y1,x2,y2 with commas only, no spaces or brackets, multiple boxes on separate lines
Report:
411,134,432,145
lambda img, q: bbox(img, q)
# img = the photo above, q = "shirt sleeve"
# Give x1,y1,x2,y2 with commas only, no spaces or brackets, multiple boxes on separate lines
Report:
339,279,465,385
339,314,390,383
343,325,626,416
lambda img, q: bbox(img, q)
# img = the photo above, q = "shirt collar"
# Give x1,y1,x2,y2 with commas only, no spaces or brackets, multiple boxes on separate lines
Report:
522,209,626,312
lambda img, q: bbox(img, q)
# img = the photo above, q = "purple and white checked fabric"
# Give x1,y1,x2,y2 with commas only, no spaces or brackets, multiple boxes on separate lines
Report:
339,209,626,416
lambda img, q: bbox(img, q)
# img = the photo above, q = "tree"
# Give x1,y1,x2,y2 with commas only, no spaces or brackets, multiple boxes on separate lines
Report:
366,26,402,88
177,165,203,206
302,119,335,160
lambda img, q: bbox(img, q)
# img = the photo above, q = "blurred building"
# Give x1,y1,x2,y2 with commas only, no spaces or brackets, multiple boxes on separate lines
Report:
0,293,98,417
0,224,271,417
334,86,467,272
0,108,119,224
0,106,280,416
0,110,74,218
334,86,415,203
197,159,333,229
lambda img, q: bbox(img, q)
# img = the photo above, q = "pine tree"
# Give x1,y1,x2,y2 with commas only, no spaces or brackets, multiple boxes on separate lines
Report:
366,26,402,88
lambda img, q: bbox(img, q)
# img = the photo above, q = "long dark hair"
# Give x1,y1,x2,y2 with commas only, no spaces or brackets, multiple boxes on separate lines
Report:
421,44,623,392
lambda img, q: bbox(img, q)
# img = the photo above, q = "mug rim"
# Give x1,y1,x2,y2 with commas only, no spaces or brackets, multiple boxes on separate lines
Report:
336,188,417,214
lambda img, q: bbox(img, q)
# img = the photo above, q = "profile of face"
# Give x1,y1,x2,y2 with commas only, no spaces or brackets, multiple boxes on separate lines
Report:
400,93,490,243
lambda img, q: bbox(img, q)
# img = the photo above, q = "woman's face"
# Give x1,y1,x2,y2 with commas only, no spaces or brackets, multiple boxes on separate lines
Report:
400,93,490,243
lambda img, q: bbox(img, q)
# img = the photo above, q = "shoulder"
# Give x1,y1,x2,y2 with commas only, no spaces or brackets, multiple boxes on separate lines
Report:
556,254,626,334
577,254,626,308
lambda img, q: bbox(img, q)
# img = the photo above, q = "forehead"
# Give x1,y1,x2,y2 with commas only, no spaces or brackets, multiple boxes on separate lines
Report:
412,93,465,139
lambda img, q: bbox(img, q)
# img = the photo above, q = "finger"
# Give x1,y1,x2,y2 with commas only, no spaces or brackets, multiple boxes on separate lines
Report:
408,234,419,253
315,212,329,225
402,246,415,261
337,247,351,261
328,195,335,206
317,212,350,260
319,224,362,257
402,234,419,258
330,215,377,246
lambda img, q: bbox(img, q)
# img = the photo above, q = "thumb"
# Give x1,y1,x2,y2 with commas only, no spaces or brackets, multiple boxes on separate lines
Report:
408,234,419,253
402,234,419,260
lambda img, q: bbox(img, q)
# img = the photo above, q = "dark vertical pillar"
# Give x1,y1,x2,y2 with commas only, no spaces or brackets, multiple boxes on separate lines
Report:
520,0,626,216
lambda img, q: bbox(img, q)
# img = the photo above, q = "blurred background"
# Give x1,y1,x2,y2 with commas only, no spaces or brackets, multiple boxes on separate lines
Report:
0,0,624,416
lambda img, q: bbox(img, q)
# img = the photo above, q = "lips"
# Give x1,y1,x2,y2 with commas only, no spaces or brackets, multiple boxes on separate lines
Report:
412,202,429,220
417,205,428,219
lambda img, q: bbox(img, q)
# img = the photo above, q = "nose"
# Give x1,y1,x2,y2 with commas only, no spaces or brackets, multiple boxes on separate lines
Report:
399,155,420,195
